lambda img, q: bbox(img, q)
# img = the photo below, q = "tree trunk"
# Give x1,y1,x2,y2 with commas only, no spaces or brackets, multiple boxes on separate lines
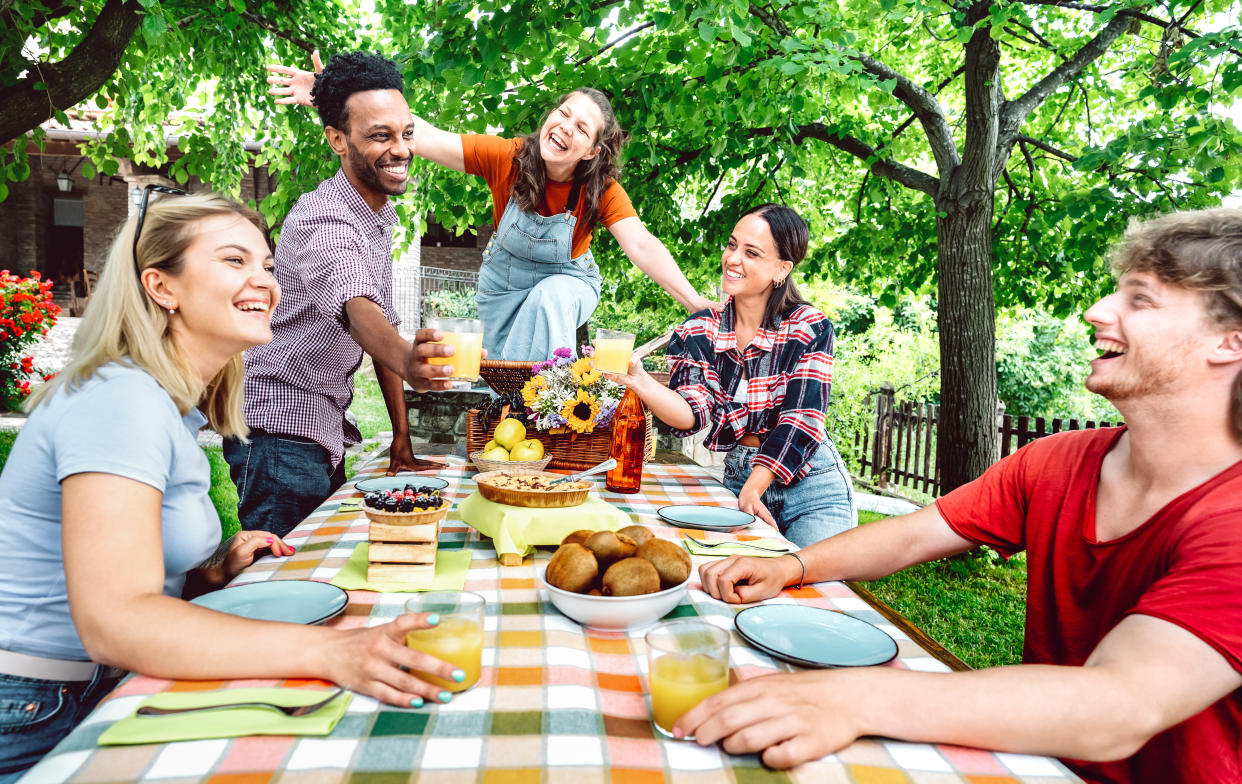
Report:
935,19,1002,493
935,205,998,492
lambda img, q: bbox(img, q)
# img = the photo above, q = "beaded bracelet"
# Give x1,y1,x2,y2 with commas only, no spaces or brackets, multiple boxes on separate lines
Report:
786,551,806,589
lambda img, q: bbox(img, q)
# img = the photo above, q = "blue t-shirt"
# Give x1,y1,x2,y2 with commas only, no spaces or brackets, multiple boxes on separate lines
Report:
0,363,219,661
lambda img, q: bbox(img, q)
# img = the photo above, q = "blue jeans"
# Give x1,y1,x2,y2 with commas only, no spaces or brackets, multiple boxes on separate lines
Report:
0,669,120,783
222,431,346,538
723,439,856,548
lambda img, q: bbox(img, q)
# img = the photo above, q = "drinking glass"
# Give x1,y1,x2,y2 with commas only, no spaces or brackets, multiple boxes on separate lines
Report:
404,591,486,692
646,619,731,738
427,317,484,382
593,328,636,374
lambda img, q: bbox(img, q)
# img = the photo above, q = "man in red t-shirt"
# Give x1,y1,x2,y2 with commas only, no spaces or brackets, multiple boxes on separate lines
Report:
686,208,1242,784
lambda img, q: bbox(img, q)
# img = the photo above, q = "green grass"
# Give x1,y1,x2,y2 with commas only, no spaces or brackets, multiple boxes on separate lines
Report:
855,510,1027,669
0,430,16,465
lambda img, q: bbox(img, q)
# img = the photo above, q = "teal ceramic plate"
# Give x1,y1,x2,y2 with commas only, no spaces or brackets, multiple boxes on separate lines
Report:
354,476,450,494
191,580,348,625
656,505,755,532
734,605,898,668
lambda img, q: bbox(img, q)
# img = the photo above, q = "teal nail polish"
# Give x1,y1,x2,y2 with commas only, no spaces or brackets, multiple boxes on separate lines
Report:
438,690,452,703
451,669,466,683
410,696,423,708
425,613,440,626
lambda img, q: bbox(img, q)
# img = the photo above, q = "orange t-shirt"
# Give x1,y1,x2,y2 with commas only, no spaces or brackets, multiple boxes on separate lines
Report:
460,134,637,259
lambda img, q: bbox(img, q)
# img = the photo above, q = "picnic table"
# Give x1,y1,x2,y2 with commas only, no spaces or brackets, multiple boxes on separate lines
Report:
22,452,1080,784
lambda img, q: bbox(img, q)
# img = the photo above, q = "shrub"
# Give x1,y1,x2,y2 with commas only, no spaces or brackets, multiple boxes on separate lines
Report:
0,270,59,410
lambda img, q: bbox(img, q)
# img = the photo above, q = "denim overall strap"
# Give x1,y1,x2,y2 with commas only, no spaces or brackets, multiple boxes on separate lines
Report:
475,185,603,362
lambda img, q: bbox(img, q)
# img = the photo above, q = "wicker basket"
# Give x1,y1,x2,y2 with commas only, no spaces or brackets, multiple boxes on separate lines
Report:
468,451,553,473
470,360,654,472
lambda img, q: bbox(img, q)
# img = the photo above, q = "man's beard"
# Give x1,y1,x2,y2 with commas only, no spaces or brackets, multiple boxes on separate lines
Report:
347,139,408,197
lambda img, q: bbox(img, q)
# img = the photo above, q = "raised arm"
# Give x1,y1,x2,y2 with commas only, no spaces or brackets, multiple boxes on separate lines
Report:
267,52,466,172
679,612,1242,768
608,216,716,314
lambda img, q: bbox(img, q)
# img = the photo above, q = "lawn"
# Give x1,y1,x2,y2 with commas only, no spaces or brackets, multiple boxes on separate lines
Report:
855,510,1026,669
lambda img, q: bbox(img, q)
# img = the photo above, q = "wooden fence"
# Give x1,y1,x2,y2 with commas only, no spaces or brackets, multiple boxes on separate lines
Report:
854,383,1120,497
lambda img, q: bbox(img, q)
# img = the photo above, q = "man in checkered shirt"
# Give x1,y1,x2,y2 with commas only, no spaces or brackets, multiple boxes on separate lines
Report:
224,52,456,537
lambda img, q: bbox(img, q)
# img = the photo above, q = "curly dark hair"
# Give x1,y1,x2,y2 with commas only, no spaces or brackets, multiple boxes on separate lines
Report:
311,51,404,132
510,88,628,232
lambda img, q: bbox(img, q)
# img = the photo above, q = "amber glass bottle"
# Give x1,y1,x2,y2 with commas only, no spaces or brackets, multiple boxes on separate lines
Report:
605,388,645,493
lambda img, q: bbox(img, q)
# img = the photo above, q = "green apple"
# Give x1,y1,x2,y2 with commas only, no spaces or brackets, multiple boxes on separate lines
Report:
509,438,544,462
481,445,510,462
484,439,503,452
493,418,527,450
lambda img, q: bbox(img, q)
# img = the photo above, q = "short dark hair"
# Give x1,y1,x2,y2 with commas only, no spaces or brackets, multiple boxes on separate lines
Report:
743,203,813,329
311,51,404,132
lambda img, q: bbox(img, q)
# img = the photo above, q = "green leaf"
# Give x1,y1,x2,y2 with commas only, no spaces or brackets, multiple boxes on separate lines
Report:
732,26,752,47
142,13,166,43
0,183,8,203
698,22,717,43
778,60,804,75
82,160,96,179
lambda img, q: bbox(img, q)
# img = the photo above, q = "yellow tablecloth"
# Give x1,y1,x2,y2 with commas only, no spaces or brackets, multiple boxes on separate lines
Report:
457,491,630,558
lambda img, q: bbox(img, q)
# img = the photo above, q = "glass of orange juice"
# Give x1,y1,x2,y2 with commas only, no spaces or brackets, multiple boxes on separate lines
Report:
646,619,731,738
404,591,486,693
427,318,484,382
593,328,635,374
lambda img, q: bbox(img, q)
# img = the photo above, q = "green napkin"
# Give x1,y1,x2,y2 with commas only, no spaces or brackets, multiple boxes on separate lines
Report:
457,491,630,558
97,687,351,746
331,543,472,592
683,538,792,558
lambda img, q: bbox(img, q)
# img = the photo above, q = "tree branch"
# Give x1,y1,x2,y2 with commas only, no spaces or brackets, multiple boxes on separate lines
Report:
574,21,654,67
0,0,142,143
1000,12,1131,141
748,1,960,178
754,123,940,195
238,10,319,53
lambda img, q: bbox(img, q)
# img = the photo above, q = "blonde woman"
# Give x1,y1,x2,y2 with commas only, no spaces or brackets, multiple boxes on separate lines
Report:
0,190,460,782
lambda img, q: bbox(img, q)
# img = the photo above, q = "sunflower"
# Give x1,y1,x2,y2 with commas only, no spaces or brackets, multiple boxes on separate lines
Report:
521,375,548,407
560,389,600,434
570,356,601,386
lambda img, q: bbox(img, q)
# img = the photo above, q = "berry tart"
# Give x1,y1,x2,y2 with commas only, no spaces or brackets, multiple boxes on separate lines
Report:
361,485,450,526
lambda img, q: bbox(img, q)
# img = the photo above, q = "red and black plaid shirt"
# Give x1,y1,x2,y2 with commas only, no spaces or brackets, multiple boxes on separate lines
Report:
242,169,400,466
668,301,834,485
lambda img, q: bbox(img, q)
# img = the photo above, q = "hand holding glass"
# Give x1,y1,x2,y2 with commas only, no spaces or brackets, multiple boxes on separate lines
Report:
404,592,485,692
646,619,730,738
593,328,635,374
427,318,483,382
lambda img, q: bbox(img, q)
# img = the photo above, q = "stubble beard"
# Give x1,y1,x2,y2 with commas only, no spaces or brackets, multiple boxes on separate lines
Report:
346,138,408,197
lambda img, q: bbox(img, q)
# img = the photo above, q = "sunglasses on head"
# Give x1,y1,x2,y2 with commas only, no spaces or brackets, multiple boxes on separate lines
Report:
132,184,190,263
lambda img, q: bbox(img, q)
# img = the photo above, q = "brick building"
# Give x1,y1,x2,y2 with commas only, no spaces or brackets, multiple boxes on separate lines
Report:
2,118,490,317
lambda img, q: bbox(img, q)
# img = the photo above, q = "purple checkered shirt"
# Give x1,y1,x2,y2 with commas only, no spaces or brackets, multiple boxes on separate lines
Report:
242,169,400,467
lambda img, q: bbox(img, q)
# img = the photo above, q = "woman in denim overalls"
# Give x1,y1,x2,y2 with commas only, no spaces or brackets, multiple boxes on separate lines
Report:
604,205,855,548
268,57,716,360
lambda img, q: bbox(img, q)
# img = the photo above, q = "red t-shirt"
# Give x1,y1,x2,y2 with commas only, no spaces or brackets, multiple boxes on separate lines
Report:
937,428,1242,784
460,134,637,259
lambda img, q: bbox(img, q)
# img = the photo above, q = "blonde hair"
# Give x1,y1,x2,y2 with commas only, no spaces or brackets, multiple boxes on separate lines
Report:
1109,207,1242,436
30,192,268,438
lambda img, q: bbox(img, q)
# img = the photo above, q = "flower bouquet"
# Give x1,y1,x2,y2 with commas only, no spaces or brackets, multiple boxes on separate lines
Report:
521,346,624,435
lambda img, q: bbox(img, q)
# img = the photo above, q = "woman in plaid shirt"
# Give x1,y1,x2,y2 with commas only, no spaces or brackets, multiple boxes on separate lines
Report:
608,204,854,547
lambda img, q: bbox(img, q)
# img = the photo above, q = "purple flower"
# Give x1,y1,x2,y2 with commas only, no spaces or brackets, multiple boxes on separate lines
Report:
553,347,573,359
580,345,595,357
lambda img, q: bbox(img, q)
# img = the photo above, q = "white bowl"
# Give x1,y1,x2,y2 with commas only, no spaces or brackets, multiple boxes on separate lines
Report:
539,566,690,630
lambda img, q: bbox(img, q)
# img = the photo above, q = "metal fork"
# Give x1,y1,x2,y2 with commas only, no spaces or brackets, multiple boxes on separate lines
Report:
136,687,346,718
688,539,791,554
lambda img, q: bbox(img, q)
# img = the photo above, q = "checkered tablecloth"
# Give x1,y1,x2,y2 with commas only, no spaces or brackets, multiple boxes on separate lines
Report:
24,455,1078,784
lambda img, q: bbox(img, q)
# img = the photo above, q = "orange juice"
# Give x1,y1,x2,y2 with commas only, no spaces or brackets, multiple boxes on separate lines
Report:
428,330,483,380
593,336,634,374
405,617,484,692
649,652,730,732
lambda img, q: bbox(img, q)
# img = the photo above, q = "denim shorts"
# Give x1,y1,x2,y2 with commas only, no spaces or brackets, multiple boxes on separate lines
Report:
723,439,856,548
0,669,120,783
222,431,346,539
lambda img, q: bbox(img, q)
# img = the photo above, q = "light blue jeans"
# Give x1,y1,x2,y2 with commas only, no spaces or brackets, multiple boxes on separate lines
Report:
723,439,856,548
476,198,602,362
